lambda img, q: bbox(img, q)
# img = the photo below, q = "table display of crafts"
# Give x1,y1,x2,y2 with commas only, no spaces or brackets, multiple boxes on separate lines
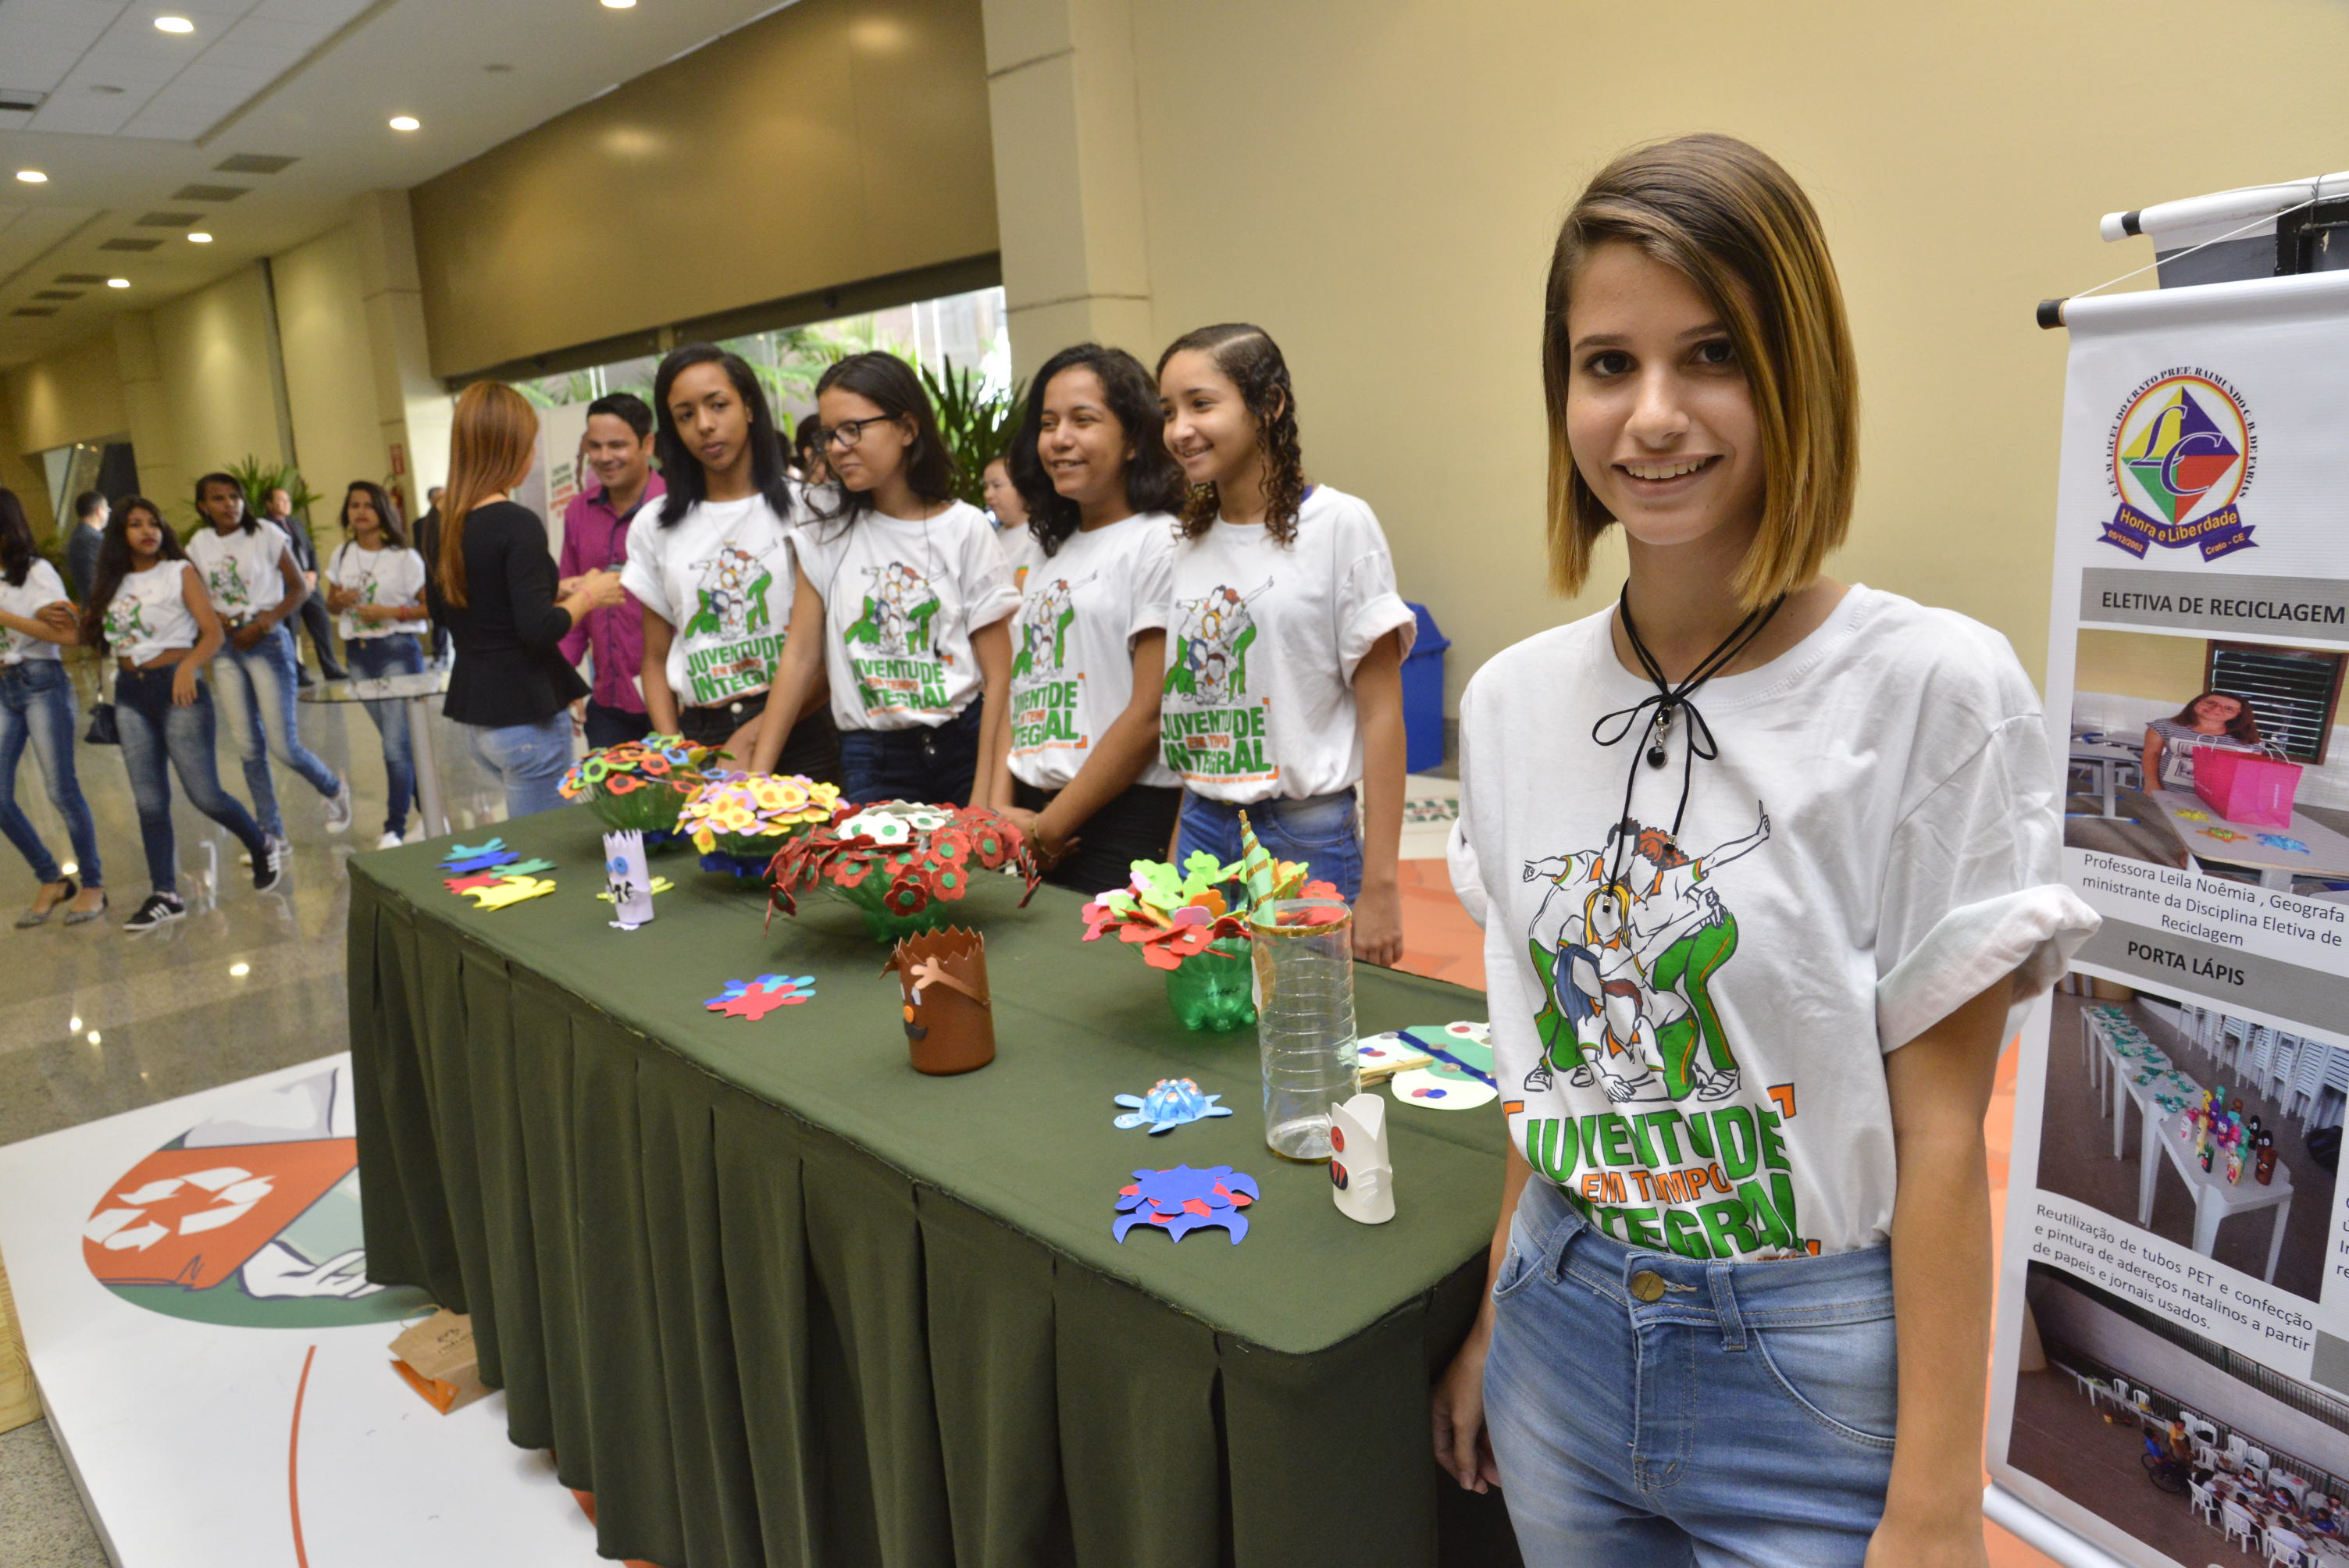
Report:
1078,813,1346,1032
2102,1015,2202,1116
557,734,722,843
765,799,1043,942
675,772,843,878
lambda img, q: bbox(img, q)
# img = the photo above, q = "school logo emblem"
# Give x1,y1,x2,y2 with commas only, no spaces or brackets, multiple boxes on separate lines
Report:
2101,370,2256,561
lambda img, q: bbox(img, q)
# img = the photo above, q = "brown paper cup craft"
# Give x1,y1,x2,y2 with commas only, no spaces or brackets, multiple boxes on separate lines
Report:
884,928,996,1074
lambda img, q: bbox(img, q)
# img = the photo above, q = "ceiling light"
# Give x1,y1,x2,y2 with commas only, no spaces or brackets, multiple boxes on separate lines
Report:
106,278,130,289
602,0,637,9
187,231,212,243
15,169,47,184
87,1030,102,1044
154,15,194,33
229,962,250,976
388,115,420,132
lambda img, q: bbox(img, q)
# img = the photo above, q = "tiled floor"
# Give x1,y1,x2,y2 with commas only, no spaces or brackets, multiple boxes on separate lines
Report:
0,655,2052,1566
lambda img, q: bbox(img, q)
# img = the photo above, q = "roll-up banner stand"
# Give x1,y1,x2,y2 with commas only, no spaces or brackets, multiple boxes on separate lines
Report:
1989,174,2349,1567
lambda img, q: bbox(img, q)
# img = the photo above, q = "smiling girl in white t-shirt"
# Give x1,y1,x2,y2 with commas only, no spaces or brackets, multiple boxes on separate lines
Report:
323,481,429,847
1428,135,2098,1568
989,343,1189,893
1153,324,1414,964
750,353,1018,804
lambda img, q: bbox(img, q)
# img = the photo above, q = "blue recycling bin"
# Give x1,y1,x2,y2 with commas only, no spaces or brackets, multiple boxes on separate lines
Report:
1401,601,1450,774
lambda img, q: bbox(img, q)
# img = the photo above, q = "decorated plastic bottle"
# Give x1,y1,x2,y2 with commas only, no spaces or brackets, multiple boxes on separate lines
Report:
1248,896,1360,1160
1164,936,1256,1032
2224,1120,2246,1185
2255,1131,2277,1185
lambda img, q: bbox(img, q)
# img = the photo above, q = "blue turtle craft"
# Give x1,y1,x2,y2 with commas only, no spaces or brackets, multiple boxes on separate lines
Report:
1113,1164,1258,1244
1113,1078,1233,1135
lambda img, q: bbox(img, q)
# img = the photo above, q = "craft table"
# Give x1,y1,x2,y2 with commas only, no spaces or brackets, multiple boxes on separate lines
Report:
2139,1107,2294,1284
2144,787,2349,891
2083,1010,2200,1160
348,807,1520,1568
297,666,453,837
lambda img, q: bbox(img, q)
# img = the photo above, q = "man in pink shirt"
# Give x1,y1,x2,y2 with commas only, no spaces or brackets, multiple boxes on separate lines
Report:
558,392,665,748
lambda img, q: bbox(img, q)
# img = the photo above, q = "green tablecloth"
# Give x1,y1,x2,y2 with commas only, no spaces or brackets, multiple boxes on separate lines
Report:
350,807,1520,1567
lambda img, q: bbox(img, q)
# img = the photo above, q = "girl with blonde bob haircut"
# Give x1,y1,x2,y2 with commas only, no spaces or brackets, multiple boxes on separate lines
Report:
1436,134,2095,1566
426,381,624,818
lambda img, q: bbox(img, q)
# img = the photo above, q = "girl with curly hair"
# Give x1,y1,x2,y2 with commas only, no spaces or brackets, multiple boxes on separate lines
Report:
1154,323,1413,964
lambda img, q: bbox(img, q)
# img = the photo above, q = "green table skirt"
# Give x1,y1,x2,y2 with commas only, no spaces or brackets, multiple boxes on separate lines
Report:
349,811,1521,1566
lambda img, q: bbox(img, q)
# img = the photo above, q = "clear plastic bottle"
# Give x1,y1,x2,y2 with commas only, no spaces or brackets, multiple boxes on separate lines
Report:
1249,896,1360,1160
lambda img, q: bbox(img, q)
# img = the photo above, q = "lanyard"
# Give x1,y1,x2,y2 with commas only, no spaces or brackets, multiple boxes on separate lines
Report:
1592,585,1784,897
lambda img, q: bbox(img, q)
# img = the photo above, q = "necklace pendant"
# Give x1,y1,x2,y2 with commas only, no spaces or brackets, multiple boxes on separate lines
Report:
1646,743,1668,768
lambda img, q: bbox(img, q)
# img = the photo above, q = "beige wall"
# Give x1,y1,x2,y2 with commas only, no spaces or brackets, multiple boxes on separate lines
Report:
4,333,127,457
986,0,2349,704
139,264,287,519
2076,629,2208,705
411,0,998,380
276,221,384,549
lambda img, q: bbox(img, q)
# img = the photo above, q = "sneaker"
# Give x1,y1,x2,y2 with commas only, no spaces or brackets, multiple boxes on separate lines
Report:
239,832,292,868
124,893,186,932
253,839,287,893
375,830,405,850
323,774,354,833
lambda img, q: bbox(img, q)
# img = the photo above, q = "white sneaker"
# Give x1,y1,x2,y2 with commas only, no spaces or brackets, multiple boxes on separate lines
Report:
239,832,291,867
323,774,354,832
376,830,405,850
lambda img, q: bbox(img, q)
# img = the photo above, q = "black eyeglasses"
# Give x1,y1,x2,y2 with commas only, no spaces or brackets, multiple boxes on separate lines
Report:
822,414,900,450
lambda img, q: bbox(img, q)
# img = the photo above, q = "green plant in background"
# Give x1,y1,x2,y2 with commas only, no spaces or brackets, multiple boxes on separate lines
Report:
920,361,1024,508
217,456,322,523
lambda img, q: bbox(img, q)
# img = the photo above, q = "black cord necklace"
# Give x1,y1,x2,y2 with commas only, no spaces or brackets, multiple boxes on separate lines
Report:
1592,585,1785,896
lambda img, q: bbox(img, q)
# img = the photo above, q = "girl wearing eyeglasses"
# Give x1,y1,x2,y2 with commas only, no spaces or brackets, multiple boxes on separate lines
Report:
1154,323,1415,966
750,352,1018,806
626,344,837,778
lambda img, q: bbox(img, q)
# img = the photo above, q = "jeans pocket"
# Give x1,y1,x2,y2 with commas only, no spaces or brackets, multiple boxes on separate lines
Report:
1750,1310,1900,1451
1491,1241,1541,1303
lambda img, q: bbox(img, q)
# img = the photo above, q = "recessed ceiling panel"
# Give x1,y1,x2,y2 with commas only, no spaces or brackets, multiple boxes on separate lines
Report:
214,153,298,173
171,184,251,202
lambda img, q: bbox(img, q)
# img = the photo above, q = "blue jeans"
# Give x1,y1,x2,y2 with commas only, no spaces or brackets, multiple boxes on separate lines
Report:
1174,789,1364,900
212,624,338,836
839,700,983,807
463,713,573,820
1483,1178,1898,1567
114,665,269,894
347,635,425,836
0,660,102,888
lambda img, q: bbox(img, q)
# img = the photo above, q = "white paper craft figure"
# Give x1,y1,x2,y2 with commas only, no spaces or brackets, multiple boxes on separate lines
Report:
1328,1091,1394,1224
604,829,655,930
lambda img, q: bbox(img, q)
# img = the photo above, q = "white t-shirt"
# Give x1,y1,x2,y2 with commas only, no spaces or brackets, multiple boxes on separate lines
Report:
325,542,427,641
1159,484,1415,802
621,494,800,709
184,522,293,623
0,560,69,664
998,524,1046,597
1007,514,1182,792
103,561,201,665
793,500,1021,730
1454,586,2098,1262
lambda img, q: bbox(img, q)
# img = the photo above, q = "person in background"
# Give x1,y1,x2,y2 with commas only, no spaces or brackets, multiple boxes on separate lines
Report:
262,486,350,685
2142,690,2268,795
1154,323,1412,964
188,473,351,849
993,344,1187,893
81,497,280,929
752,353,1017,803
0,488,106,925
558,392,665,750
66,490,108,602
323,482,430,849
416,485,451,665
629,345,837,775
794,414,829,486
427,383,624,820
986,448,1043,595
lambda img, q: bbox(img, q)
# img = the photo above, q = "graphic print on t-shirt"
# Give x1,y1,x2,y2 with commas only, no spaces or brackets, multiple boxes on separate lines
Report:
105,598,153,650
844,559,950,715
680,540,781,704
205,557,253,618
1160,579,1274,783
1009,571,1094,753
1508,806,1816,1260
